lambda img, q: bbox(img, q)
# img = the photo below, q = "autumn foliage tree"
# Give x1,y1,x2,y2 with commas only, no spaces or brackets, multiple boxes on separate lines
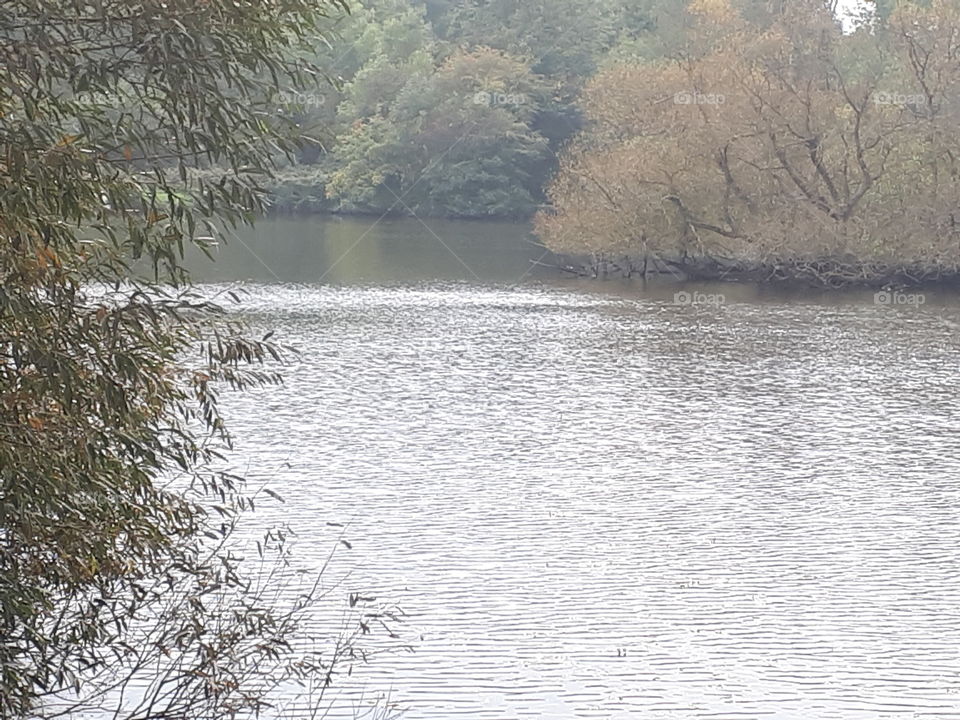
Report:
536,0,960,285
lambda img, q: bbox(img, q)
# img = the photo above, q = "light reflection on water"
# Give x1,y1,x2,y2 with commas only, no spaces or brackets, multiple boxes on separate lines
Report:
201,218,960,719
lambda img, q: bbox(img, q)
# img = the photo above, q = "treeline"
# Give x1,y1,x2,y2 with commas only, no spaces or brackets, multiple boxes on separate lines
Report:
268,0,663,217
535,0,960,286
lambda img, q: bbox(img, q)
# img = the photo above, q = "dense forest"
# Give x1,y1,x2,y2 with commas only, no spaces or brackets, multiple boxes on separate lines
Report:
271,0,960,285
268,0,663,217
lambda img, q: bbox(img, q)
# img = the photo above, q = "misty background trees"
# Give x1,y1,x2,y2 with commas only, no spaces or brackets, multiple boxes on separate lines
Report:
269,0,670,216
267,0,959,284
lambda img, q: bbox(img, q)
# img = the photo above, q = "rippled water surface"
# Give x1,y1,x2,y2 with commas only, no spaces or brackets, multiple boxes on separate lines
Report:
199,217,960,720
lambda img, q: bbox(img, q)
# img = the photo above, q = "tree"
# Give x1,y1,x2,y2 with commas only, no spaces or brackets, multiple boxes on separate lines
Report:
436,0,625,80
328,47,551,218
265,0,665,218
266,0,436,211
0,1,397,717
536,0,960,285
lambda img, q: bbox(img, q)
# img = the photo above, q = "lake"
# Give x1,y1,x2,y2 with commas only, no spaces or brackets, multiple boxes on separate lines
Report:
192,216,960,720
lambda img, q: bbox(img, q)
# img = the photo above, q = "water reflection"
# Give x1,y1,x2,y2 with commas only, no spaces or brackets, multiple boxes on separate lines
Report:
188,216,554,285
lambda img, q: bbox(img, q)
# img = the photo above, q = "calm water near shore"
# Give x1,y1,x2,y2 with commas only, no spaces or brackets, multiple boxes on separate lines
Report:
191,216,960,719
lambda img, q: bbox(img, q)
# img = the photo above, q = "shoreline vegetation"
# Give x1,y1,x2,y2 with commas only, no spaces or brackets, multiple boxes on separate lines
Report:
265,0,960,289
256,0,654,220
535,0,960,287
533,0,960,290
541,255,960,290
1,1,400,717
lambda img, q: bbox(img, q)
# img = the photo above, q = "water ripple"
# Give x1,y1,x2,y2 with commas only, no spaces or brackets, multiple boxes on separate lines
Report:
215,282,960,719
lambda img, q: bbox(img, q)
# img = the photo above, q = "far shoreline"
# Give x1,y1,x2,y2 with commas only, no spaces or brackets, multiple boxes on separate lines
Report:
260,207,960,292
